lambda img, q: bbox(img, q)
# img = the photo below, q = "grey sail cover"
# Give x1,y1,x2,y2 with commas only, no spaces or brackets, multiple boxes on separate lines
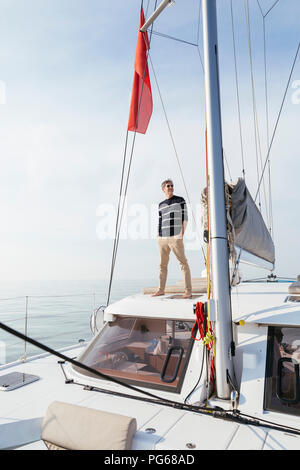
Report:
229,178,275,264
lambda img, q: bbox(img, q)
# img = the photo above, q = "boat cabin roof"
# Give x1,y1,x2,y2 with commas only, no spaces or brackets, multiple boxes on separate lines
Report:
104,281,300,328
104,293,205,321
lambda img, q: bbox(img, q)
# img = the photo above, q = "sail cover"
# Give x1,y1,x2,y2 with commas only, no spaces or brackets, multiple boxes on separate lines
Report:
201,178,275,265
229,178,275,264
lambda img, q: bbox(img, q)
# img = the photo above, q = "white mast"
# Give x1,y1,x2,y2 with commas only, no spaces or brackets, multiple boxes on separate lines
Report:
202,0,235,399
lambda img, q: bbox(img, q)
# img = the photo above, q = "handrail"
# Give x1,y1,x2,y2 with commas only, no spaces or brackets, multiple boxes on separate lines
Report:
277,357,300,405
160,345,184,384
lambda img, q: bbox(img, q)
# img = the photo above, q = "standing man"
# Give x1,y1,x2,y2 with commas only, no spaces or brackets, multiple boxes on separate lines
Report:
152,179,192,299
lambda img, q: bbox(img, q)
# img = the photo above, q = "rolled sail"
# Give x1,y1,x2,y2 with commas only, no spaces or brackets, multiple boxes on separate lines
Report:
230,178,275,264
201,178,275,265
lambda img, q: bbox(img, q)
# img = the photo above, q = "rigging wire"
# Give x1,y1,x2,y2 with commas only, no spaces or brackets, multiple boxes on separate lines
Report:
256,0,281,234
106,132,129,306
106,0,154,306
196,0,205,73
150,30,198,47
254,41,300,203
253,0,282,235
107,0,208,304
147,52,207,263
263,0,281,18
230,0,245,178
244,0,270,226
223,149,233,183
230,0,273,281
257,0,274,237
231,0,289,278
244,0,261,209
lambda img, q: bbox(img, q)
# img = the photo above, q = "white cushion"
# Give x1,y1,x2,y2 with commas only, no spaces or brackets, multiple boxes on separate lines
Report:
42,401,137,450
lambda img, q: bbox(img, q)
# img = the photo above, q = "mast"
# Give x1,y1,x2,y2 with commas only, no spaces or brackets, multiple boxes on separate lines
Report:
202,0,235,399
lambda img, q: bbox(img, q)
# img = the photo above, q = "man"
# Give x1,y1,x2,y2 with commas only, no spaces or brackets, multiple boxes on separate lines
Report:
152,179,192,299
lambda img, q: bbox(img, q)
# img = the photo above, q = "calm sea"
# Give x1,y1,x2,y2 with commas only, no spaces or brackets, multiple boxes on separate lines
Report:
0,279,170,365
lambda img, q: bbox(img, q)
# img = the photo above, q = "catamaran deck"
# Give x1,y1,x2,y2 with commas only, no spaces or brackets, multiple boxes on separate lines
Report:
0,280,300,450
1,343,299,450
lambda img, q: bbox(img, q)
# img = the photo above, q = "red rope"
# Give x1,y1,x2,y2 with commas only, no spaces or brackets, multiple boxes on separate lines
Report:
191,302,205,341
191,302,216,391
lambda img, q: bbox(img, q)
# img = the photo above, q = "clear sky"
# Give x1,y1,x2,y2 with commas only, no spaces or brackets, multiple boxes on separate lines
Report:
0,0,299,283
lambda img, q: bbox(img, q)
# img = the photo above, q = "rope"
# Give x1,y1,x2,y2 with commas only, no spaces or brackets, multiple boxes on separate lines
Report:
191,303,215,392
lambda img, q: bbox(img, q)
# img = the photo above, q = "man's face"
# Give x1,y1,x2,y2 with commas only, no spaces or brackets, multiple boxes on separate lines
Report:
163,182,174,198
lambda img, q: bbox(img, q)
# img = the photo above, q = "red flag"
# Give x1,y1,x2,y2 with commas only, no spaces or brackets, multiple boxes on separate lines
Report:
128,9,153,134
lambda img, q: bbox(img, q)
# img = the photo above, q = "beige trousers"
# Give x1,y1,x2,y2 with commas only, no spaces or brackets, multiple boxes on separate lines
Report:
157,236,192,294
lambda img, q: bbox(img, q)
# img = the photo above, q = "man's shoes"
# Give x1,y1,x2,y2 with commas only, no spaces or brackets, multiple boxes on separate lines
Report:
151,291,165,297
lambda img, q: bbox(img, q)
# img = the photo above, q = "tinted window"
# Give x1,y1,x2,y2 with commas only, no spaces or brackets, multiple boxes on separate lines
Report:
264,326,300,416
74,317,195,393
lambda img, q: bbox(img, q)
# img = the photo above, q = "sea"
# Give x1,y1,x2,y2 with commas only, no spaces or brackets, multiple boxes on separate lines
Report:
0,279,171,365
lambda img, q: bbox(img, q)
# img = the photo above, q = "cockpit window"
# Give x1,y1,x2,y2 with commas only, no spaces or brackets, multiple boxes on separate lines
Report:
264,326,300,416
74,317,195,393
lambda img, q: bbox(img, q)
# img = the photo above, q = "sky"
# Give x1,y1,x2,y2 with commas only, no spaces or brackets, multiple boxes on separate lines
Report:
0,0,299,285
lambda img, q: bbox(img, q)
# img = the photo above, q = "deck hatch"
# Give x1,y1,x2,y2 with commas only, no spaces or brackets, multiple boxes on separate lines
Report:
0,372,40,391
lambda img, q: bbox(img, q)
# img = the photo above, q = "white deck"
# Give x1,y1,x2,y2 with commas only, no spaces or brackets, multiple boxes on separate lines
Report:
231,282,300,326
104,293,205,321
0,280,300,450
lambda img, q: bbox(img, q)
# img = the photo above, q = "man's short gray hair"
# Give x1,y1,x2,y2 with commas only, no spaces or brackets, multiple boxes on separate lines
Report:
161,179,173,189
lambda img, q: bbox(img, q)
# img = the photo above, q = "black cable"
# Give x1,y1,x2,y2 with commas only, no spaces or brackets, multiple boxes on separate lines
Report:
184,343,205,404
230,410,300,436
1,320,300,437
0,321,180,405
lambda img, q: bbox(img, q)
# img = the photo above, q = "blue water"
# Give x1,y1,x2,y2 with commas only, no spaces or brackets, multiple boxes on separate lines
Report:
0,279,168,365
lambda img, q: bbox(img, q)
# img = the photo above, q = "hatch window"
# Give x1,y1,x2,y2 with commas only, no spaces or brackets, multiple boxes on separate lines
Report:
264,326,300,416
287,296,300,303
74,317,195,393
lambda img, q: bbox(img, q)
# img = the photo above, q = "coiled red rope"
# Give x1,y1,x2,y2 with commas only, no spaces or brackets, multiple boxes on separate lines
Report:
191,302,216,391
